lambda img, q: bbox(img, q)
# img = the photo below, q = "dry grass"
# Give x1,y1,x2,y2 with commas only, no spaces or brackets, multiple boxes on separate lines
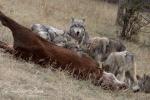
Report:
0,0,150,100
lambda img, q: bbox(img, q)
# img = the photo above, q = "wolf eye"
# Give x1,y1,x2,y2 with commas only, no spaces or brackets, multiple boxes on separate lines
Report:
106,45,109,47
73,24,77,27
142,80,146,85
80,25,84,28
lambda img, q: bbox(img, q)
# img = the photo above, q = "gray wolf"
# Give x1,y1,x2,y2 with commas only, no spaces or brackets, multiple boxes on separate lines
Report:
102,50,137,88
68,18,89,45
31,24,80,51
86,37,126,64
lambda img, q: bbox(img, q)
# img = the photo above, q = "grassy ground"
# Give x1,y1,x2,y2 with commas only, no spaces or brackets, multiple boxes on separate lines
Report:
0,0,150,100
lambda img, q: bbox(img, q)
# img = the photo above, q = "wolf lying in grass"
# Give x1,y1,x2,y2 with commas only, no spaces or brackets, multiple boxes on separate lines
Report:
31,23,81,52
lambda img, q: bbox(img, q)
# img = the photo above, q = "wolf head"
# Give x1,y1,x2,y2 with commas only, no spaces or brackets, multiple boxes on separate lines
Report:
69,18,88,44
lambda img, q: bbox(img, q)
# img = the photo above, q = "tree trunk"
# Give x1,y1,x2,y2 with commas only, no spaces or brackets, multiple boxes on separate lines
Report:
116,0,125,26
117,0,142,40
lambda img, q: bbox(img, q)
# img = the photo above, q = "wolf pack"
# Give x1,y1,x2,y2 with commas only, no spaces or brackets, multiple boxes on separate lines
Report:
31,18,150,93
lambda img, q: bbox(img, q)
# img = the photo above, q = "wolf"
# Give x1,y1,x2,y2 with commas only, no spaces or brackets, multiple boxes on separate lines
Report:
31,24,79,50
31,24,58,42
86,37,126,66
102,50,137,88
87,37,110,65
68,18,89,45
31,24,52,41
31,24,72,44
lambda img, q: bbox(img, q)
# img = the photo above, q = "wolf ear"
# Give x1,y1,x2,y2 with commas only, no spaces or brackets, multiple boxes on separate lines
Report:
71,17,75,23
146,75,150,79
82,18,85,22
0,11,4,20
143,74,150,80
0,11,4,16
136,75,141,80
